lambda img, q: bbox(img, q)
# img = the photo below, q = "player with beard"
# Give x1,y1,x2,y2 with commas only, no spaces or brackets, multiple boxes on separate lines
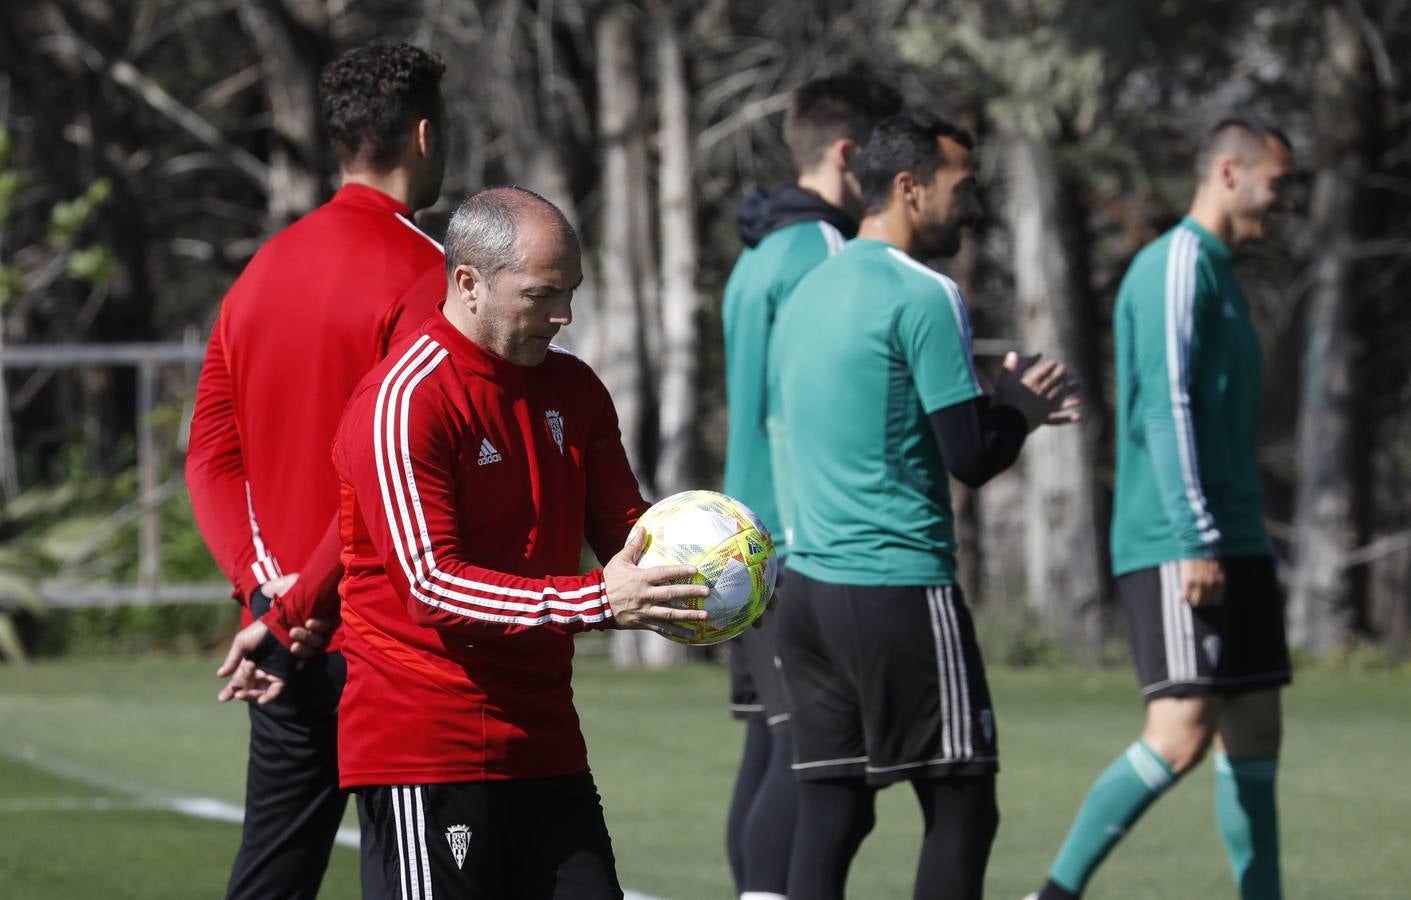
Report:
767,111,1081,899
720,73,900,900
187,41,447,899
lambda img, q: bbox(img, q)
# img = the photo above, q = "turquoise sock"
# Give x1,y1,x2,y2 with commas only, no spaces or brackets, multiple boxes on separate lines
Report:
1215,752,1282,900
1048,740,1177,893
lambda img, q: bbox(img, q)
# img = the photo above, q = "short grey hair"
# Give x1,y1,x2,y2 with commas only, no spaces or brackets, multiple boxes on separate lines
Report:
444,186,577,280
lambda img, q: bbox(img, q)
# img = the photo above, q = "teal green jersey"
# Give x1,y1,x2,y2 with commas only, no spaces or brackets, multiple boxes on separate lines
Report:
768,238,983,586
1111,216,1271,575
722,218,847,543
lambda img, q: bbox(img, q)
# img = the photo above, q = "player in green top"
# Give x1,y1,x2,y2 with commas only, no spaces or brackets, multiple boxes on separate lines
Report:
1027,119,1295,900
719,74,900,900
769,111,1080,900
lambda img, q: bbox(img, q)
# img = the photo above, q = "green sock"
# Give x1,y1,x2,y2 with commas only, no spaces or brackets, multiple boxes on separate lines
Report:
1215,752,1282,900
1048,740,1177,893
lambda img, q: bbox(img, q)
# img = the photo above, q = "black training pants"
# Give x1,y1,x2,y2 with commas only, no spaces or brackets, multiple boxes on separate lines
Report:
224,649,388,899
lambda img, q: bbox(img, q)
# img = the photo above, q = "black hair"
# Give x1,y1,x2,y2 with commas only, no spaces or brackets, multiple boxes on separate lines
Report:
1194,117,1292,178
783,74,903,171
319,42,446,172
856,112,975,215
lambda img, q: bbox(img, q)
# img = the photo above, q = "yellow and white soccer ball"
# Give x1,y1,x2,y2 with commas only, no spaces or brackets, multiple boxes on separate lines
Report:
635,490,777,645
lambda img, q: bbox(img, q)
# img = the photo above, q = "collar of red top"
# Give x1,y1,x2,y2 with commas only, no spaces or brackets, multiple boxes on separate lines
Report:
423,312,548,384
331,182,411,216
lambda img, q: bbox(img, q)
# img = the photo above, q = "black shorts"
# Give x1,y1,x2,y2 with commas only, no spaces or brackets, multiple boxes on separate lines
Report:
359,773,621,900
727,612,793,727
1119,556,1292,701
776,569,998,786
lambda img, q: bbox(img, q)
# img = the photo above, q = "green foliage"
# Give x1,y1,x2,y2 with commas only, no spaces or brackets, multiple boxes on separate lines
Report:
47,179,112,250
65,245,115,286
0,171,23,226
0,266,21,307
0,435,226,660
896,14,1106,141
33,604,240,657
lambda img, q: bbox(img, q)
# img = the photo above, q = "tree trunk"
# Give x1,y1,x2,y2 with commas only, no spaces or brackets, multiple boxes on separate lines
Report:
654,8,700,497
236,0,326,228
595,5,647,482
525,145,599,360
1289,5,1376,654
1004,135,1106,656
596,5,680,667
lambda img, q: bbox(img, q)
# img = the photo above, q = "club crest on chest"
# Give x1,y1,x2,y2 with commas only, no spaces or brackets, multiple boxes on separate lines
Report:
545,409,565,455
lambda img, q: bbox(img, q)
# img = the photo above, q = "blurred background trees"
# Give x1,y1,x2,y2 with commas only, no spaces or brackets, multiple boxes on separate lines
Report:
2,0,1409,661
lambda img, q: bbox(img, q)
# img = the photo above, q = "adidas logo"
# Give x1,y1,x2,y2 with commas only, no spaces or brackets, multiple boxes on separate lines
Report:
477,438,502,466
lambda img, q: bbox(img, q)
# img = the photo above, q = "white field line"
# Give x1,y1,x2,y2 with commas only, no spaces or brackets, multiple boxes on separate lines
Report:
0,743,665,900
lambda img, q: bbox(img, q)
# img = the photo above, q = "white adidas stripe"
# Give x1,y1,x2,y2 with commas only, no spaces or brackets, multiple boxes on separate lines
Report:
1164,228,1220,547
370,338,610,626
927,586,976,760
940,589,974,757
885,248,982,393
411,787,433,900
244,481,282,586
395,213,445,254
926,588,953,759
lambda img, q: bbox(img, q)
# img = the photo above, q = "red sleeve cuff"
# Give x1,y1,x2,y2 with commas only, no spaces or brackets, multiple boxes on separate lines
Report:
259,603,295,648
582,568,617,631
236,570,262,608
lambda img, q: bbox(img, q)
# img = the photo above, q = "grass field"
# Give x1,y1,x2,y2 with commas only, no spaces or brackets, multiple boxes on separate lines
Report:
1,654,1407,899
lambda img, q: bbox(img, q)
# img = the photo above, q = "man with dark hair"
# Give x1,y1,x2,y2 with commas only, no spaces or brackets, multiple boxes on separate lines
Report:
1026,118,1294,900
187,40,447,899
334,186,709,899
720,72,900,900
767,111,1080,899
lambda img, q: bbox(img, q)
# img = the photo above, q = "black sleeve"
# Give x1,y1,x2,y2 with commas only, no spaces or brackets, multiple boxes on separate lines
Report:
244,588,296,680
928,396,1029,489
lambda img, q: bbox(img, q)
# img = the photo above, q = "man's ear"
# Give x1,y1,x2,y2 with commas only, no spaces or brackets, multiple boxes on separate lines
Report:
415,118,434,159
453,264,484,311
894,171,917,209
1218,156,1238,190
830,137,857,172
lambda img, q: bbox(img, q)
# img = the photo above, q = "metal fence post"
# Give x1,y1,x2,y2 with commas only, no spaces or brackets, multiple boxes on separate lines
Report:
137,359,160,600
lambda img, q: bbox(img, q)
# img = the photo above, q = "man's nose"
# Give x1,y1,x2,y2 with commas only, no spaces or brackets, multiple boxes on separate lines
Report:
549,299,573,326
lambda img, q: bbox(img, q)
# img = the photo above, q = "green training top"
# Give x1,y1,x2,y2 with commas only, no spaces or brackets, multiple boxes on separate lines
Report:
768,238,982,586
722,219,847,543
1111,216,1272,575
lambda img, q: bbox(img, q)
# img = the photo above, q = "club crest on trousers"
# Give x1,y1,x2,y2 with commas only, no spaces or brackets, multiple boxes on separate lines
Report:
446,824,471,870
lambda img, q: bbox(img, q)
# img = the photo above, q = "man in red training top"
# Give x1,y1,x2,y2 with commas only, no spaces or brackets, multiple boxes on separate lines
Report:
334,186,710,899
185,42,447,899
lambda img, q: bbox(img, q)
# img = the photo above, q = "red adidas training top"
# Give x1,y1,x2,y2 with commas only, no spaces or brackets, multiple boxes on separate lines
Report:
186,184,444,649
333,313,645,785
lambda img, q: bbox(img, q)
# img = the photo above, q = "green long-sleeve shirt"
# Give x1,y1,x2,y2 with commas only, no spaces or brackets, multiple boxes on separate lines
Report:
723,215,847,543
1111,216,1271,575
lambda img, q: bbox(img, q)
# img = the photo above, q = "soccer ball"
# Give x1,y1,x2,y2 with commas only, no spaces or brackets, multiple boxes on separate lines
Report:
635,490,777,645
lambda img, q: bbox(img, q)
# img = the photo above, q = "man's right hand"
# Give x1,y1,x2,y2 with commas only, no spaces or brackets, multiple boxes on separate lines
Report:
603,527,711,639
1178,558,1224,608
289,617,335,659
992,351,1083,431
